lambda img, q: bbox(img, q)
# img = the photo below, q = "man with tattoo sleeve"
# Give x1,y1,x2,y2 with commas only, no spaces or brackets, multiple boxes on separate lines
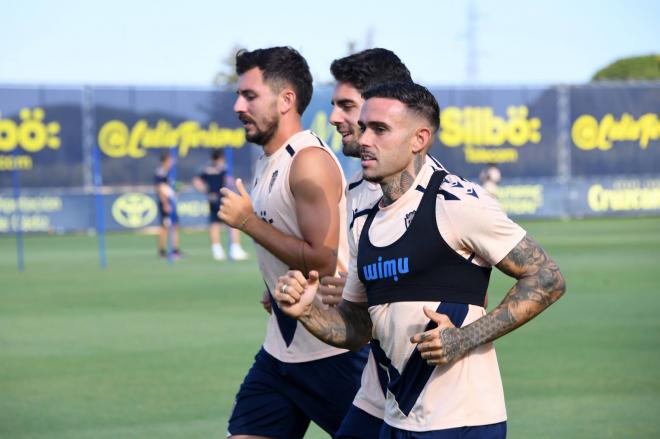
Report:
324,48,449,439
273,82,566,438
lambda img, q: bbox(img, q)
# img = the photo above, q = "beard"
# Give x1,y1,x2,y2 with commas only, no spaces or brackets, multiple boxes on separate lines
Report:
362,173,383,183
341,125,361,158
342,139,361,158
241,113,279,146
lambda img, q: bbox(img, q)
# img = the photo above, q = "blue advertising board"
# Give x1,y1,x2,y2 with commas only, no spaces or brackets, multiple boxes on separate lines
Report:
1,82,658,233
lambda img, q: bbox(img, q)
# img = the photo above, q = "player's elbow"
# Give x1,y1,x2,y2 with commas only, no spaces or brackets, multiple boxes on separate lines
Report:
541,261,566,304
337,301,372,352
318,261,337,279
554,271,566,301
306,249,338,279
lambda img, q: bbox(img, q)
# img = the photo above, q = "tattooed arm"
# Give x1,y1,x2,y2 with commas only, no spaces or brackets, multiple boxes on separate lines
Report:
299,299,372,351
274,270,372,351
412,234,566,365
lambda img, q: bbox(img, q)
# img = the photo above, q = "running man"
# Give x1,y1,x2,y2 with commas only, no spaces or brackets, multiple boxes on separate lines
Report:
219,46,366,439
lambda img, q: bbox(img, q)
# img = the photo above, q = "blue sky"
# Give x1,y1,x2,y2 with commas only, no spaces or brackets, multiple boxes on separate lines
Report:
2,0,659,87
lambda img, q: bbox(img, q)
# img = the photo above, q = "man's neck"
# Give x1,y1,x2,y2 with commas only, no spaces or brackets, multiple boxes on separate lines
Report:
380,152,425,207
263,119,303,156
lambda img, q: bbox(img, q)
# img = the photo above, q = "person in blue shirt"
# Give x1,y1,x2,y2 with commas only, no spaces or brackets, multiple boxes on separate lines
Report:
192,149,248,260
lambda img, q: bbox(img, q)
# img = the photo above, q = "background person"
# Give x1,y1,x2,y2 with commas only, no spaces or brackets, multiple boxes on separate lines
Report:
192,149,248,261
154,151,181,259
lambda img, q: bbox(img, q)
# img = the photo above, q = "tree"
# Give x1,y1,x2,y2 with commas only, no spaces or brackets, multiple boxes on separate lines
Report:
213,45,245,88
591,54,660,81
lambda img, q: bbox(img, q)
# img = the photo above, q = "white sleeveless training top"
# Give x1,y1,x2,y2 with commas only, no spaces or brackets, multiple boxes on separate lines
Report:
251,130,350,363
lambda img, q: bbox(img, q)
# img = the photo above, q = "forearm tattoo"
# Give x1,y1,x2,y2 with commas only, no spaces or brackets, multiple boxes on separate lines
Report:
300,301,372,351
440,234,566,362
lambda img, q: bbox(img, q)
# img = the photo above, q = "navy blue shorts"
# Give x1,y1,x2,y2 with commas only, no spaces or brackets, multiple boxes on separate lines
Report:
209,202,221,223
228,347,367,439
380,421,507,439
335,404,383,439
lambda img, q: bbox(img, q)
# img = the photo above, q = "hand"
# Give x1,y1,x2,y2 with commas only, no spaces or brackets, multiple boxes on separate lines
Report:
260,289,272,314
410,306,464,366
318,271,347,306
273,270,319,319
219,179,254,229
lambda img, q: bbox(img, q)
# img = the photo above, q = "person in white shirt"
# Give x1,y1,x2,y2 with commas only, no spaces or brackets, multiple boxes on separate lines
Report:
219,46,365,439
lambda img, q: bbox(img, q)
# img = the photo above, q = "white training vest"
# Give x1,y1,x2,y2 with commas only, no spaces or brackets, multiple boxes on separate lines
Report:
251,130,350,363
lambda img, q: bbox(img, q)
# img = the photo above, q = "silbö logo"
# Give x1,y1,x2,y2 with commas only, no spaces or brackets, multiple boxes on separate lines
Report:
363,256,409,282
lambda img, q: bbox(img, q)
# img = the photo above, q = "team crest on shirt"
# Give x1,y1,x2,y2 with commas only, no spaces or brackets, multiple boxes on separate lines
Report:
268,170,278,193
404,210,416,228
258,210,274,224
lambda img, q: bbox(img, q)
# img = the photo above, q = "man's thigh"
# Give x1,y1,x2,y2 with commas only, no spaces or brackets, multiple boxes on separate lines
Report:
228,348,366,438
228,349,310,439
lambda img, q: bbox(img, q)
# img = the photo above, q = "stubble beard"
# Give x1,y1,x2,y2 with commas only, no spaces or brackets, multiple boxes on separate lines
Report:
341,124,361,158
362,171,383,183
246,115,279,146
342,139,361,158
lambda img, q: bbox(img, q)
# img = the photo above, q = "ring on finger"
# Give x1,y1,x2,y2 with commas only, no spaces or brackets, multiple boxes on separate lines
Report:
280,284,288,294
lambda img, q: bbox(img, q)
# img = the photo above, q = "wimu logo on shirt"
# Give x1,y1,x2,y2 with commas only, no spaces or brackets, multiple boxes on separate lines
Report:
362,256,409,282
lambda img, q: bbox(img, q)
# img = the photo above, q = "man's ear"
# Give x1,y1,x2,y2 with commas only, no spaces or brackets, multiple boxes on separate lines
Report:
412,126,432,153
279,88,296,114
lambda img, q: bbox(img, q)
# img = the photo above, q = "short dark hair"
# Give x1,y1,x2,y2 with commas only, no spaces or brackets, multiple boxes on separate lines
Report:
160,151,171,163
211,149,225,161
362,82,440,133
235,46,313,115
330,48,412,93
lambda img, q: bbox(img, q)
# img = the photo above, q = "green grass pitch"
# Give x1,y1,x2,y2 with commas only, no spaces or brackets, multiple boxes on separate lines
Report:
1,217,659,438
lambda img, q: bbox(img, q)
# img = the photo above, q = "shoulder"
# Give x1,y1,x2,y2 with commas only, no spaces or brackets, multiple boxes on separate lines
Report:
436,174,524,241
347,170,365,192
287,130,327,151
289,148,343,201
288,130,340,173
437,173,493,206
425,154,446,171
435,173,510,229
290,147,341,184
434,174,525,265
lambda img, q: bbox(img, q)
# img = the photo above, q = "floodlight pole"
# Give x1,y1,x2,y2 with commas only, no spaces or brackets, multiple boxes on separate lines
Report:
168,147,177,265
85,86,107,268
12,144,24,272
